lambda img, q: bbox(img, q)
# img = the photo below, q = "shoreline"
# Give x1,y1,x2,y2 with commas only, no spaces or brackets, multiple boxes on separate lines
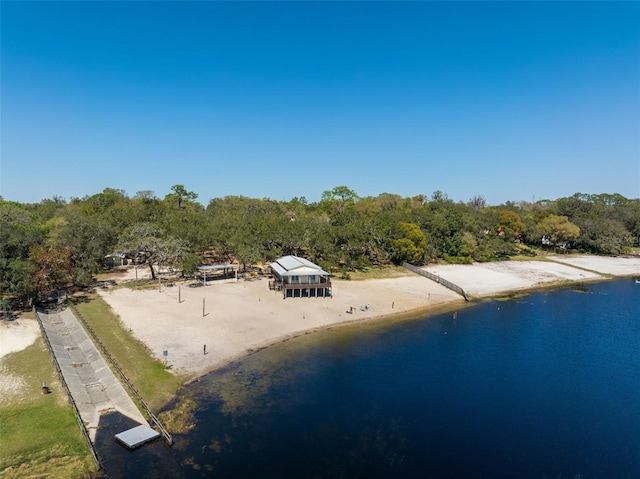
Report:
187,299,470,387
192,273,640,387
96,254,640,384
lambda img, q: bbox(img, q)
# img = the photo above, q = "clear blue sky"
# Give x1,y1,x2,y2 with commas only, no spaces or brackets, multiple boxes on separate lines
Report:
2,1,639,206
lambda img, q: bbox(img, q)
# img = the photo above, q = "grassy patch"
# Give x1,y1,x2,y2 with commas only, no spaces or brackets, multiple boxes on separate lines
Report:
115,279,160,291
509,254,553,262
345,266,414,281
70,294,190,411
157,398,198,434
0,325,97,478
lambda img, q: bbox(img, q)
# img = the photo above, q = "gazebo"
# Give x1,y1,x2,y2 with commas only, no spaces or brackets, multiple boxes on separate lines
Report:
196,263,239,284
269,255,332,299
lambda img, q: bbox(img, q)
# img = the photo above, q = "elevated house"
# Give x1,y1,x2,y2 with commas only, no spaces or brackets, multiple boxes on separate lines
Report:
269,255,332,299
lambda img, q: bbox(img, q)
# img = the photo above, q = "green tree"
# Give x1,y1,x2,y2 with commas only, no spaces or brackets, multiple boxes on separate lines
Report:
181,252,203,277
538,215,581,251
575,217,632,255
392,222,427,264
118,223,189,279
321,186,358,215
0,200,45,302
165,184,198,210
497,210,526,240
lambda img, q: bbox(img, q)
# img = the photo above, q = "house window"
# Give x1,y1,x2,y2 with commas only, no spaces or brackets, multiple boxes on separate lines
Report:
291,275,299,283
309,275,316,283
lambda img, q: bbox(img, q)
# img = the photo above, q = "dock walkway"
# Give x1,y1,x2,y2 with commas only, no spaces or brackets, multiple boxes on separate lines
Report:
37,306,148,441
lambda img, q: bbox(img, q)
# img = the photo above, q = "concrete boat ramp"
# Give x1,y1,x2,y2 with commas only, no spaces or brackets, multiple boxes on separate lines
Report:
37,307,152,446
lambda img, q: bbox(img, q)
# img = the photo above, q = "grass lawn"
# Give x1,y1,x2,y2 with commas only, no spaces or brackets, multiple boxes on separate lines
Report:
71,293,190,411
0,315,97,478
341,265,414,281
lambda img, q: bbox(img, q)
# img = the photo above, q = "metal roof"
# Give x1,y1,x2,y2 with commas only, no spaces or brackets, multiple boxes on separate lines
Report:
270,255,329,277
197,264,237,271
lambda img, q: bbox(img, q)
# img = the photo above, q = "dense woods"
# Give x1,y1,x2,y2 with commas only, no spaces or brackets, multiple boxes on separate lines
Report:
1,185,638,305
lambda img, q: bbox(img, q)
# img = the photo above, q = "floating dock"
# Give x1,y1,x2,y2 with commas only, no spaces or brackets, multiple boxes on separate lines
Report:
115,425,161,449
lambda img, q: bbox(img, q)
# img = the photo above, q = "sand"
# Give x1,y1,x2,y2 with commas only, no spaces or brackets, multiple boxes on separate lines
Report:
0,319,41,402
0,319,40,360
97,274,463,377
2,255,637,382
421,257,604,297
97,255,640,378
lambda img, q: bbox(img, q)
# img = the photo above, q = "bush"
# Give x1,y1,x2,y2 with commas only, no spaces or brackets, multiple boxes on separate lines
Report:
443,254,473,264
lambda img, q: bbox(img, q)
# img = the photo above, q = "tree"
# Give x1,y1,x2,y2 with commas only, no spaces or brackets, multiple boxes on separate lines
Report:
181,253,203,277
165,184,198,210
574,217,632,255
538,215,580,251
497,210,526,241
29,246,74,300
321,186,358,214
118,223,189,279
1,200,45,302
392,222,427,264
431,190,449,203
468,195,486,211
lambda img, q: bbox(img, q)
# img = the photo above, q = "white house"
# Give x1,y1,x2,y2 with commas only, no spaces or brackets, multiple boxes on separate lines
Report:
269,255,332,299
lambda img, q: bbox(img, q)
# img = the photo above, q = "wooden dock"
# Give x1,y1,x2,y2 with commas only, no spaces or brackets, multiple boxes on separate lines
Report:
403,262,470,301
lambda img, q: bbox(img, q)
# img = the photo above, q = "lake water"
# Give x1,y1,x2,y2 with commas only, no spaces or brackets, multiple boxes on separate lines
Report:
101,279,640,478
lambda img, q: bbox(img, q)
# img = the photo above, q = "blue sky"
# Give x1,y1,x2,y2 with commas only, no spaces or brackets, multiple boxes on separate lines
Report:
2,1,639,206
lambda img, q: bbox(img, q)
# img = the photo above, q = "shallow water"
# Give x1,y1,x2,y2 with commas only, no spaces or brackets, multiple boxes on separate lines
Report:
103,279,640,478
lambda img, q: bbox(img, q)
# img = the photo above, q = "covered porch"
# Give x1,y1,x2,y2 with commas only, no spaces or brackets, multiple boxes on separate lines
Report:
269,256,332,299
196,263,239,284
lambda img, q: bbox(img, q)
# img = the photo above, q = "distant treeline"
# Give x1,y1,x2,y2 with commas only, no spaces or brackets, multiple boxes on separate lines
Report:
1,185,638,304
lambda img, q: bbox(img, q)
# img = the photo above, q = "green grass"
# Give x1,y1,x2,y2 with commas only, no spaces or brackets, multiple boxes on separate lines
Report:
509,254,553,262
0,321,97,478
340,266,414,281
71,294,190,411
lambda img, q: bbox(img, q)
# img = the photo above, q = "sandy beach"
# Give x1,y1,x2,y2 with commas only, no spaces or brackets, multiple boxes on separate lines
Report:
2,255,637,381
97,273,463,378
95,255,640,378
0,319,40,402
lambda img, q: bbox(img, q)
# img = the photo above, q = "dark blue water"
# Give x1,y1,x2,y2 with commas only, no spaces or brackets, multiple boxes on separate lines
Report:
106,280,640,478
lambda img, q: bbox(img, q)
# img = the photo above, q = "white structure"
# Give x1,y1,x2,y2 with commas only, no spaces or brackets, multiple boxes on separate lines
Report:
196,263,238,284
269,255,332,299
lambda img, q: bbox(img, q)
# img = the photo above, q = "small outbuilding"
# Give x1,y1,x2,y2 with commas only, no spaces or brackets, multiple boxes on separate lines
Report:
269,255,331,299
104,253,128,268
196,263,239,284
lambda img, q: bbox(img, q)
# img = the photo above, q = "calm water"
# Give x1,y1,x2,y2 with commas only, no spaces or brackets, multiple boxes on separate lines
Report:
102,280,640,478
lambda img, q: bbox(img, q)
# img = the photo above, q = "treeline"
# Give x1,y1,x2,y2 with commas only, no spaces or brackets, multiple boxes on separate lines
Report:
1,185,638,304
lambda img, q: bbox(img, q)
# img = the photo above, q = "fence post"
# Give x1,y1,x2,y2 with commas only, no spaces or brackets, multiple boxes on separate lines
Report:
402,263,469,301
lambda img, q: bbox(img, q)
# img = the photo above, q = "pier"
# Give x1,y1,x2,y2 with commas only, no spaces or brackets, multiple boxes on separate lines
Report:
403,262,470,301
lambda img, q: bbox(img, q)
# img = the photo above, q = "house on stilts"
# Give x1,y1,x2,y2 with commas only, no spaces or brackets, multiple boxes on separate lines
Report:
269,255,332,299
